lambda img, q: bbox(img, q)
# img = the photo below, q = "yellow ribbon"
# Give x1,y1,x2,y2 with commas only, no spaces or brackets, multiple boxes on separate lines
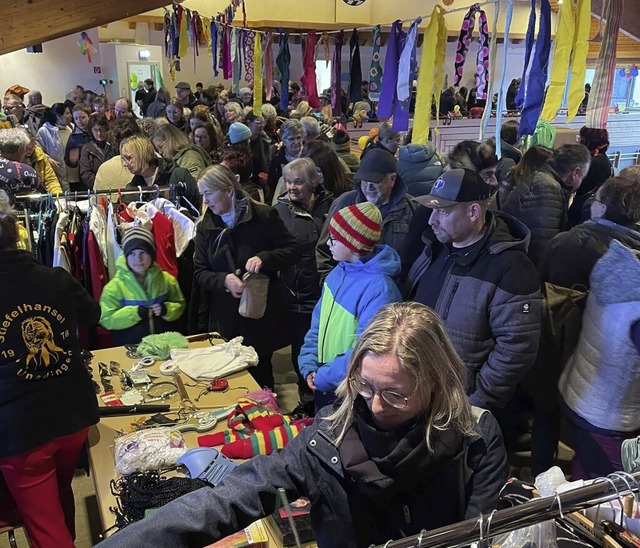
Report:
253,34,263,113
540,0,575,120
566,0,591,121
413,5,447,145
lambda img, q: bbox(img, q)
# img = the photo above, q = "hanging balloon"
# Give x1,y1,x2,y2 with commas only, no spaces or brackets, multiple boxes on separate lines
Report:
632,66,639,77
619,68,626,77
343,0,367,5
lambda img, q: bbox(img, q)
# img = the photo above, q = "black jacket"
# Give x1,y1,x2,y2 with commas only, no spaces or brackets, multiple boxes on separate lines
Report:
274,189,334,313
193,200,300,354
126,158,200,209
79,140,106,189
99,405,509,548
0,250,100,458
539,218,640,290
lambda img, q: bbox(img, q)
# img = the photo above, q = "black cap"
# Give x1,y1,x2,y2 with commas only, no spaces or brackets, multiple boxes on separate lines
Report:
417,168,492,208
354,148,397,184
175,81,191,90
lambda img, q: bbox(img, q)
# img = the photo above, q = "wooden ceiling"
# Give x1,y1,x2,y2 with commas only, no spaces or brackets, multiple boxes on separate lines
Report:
0,0,638,57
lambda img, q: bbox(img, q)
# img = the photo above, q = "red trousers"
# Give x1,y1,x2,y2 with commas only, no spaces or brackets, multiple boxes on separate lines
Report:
0,427,89,548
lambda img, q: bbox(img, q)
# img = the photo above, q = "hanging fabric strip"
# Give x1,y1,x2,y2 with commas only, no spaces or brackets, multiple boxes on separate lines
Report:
586,0,623,129
518,0,551,138
301,32,321,108
244,31,255,86
264,33,274,101
331,31,344,117
276,32,291,113
172,8,180,58
480,0,503,149
253,32,263,113
231,28,241,93
211,21,219,76
368,25,383,102
515,0,536,109
320,32,330,67
222,25,232,80
178,5,189,59
397,18,421,103
202,16,211,56
185,9,193,52
540,0,576,121
163,11,171,59
566,0,592,121
242,0,247,27
348,29,363,103
413,6,447,144
377,20,403,120
489,0,513,157
453,4,490,100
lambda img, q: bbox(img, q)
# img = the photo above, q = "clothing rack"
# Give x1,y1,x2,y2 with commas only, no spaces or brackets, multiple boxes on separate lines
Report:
372,471,640,548
12,184,185,204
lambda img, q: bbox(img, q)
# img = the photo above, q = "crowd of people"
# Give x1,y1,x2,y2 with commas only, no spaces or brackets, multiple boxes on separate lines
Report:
1,77,640,547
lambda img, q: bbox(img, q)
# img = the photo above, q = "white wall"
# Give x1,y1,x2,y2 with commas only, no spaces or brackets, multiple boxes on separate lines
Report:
0,29,102,104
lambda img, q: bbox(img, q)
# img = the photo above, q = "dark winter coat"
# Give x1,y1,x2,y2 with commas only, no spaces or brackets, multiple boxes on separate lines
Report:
274,189,334,313
539,217,640,290
78,140,107,189
501,163,572,265
193,200,300,355
0,250,100,458
98,404,509,548
404,212,542,410
397,143,445,197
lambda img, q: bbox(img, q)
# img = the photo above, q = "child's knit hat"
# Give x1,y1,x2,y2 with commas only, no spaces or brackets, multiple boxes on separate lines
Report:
329,202,382,255
122,226,156,259
227,122,252,144
332,129,351,153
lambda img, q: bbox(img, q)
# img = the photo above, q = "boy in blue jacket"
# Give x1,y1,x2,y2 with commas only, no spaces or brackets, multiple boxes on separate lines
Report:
299,202,402,412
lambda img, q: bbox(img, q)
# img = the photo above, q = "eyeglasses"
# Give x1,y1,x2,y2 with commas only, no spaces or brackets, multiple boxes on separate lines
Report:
121,154,134,163
3,104,21,112
350,378,413,409
327,235,336,245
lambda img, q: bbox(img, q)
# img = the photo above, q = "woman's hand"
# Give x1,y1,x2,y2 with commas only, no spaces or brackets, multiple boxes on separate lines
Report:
224,270,246,298
306,372,317,391
49,158,61,170
245,256,263,274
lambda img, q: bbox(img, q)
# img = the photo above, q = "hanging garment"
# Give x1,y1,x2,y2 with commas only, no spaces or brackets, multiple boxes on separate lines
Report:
105,201,122,280
244,30,255,86
566,0,591,121
330,31,344,117
453,4,490,100
368,25,383,102
515,0,537,110
151,198,196,257
264,33,274,102
540,0,576,121
301,32,321,109
231,28,242,94
211,21,219,76
89,203,109,273
378,21,409,131
518,0,551,138
348,30,362,104
222,25,232,80
276,32,291,113
253,33,264,113
586,0,624,129
52,209,70,270
413,6,447,145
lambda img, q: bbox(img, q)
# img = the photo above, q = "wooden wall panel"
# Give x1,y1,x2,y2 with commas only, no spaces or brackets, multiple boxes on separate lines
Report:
0,0,169,55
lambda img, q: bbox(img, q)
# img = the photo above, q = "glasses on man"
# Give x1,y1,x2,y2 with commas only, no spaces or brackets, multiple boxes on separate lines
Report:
349,378,413,409
3,104,21,113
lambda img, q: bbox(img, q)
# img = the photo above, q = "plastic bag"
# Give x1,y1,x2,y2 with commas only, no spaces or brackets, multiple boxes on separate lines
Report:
171,336,259,380
238,272,269,319
114,427,188,475
492,521,558,548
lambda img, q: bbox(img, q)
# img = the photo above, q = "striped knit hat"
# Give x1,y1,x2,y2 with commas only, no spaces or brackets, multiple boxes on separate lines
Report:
122,226,156,259
329,202,382,255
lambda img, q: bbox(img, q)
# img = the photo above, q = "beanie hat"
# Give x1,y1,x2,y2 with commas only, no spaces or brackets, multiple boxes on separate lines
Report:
239,87,252,96
332,129,351,153
228,122,252,144
329,202,382,255
122,226,156,259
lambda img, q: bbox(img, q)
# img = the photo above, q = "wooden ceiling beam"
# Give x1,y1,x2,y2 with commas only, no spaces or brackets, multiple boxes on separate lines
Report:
0,0,170,55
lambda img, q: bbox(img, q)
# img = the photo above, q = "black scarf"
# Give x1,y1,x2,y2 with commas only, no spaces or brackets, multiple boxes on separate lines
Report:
338,397,463,499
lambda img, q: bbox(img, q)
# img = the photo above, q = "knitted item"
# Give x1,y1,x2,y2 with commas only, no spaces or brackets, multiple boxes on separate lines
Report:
227,122,252,144
368,25,383,102
331,31,344,117
453,4,490,100
227,398,284,436
348,29,362,104
220,419,313,458
137,332,188,360
329,202,382,255
122,226,156,259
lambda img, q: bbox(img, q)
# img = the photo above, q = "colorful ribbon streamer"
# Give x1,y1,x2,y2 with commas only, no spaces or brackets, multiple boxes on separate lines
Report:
368,25,383,102
413,6,447,144
454,4,490,100
586,0,624,129
331,31,344,117
349,29,362,103
253,32,263,113
566,0,591,121
276,32,291,113
301,33,321,108
264,33,274,101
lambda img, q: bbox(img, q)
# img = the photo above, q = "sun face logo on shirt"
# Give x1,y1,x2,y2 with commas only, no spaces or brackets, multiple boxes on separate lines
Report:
21,316,64,368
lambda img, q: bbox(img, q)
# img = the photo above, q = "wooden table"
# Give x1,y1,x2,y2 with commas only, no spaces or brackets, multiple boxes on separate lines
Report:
89,338,256,411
